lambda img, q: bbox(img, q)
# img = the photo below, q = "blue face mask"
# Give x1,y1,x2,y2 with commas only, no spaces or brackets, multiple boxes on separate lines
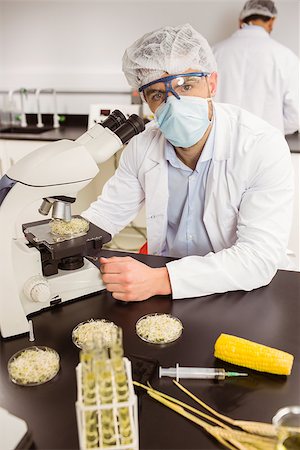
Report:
155,96,212,148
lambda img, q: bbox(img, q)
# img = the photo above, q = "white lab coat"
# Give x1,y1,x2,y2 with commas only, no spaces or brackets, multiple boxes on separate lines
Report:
213,27,300,135
82,103,294,299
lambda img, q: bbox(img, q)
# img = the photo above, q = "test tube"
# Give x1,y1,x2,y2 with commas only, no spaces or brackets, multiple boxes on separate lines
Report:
110,327,133,447
96,344,116,447
80,340,98,449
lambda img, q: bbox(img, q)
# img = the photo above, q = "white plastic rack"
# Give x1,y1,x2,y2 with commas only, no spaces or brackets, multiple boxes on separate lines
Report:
76,357,139,450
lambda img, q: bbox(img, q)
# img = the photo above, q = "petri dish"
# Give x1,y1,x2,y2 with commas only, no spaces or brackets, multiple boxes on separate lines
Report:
72,319,118,349
272,406,300,450
136,313,183,344
49,217,89,239
8,346,60,386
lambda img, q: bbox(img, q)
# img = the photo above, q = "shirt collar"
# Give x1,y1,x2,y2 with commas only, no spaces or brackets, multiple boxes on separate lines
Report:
235,26,270,38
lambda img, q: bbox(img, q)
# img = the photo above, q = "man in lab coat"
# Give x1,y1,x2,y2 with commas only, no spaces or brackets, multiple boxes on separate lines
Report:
81,23,294,302
213,0,299,135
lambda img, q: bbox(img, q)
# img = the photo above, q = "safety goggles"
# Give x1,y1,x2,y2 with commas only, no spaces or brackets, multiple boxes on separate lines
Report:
138,72,210,107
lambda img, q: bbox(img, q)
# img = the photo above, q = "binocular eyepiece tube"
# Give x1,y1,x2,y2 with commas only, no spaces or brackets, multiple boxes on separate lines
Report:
101,110,127,131
102,109,145,143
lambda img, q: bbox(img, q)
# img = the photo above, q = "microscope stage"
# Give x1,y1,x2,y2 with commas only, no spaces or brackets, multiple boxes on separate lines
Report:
22,217,111,274
24,222,88,246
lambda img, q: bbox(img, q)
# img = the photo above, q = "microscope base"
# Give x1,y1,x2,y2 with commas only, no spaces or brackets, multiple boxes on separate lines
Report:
46,259,105,305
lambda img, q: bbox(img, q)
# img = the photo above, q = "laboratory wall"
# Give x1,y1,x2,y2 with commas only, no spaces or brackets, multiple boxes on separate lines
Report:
0,0,299,113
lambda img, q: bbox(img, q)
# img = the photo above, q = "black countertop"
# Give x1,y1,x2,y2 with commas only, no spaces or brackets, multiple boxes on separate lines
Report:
1,249,300,450
0,125,87,141
286,132,300,153
0,114,88,141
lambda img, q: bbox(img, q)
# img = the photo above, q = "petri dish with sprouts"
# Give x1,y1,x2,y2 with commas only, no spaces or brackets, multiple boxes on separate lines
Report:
49,217,89,239
72,319,118,349
8,346,60,386
136,313,183,344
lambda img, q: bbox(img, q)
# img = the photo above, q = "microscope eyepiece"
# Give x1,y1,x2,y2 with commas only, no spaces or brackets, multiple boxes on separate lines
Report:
101,110,127,131
78,111,145,164
114,114,145,144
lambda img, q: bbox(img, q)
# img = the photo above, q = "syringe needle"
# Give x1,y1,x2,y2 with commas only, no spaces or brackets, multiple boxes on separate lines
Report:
226,371,248,377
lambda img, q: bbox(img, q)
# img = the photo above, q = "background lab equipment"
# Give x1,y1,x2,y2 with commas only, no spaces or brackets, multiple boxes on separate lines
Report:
0,111,145,339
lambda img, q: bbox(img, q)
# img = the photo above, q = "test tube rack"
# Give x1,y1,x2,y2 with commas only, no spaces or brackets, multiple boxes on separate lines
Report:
75,357,139,450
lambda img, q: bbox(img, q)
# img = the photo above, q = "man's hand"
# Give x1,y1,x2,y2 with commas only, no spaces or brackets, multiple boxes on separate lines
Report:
99,256,172,302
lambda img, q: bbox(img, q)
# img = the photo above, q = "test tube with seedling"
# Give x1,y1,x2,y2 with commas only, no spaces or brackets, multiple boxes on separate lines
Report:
111,328,128,401
80,340,98,449
95,335,117,447
111,327,133,447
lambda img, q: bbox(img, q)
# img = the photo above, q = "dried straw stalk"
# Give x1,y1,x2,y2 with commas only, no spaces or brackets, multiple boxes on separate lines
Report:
133,381,277,450
173,380,276,438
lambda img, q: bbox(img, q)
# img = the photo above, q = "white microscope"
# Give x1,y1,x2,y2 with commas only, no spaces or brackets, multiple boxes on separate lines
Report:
0,111,145,338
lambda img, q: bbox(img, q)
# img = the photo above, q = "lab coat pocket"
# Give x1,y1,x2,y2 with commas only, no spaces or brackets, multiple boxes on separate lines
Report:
205,206,238,252
219,208,238,248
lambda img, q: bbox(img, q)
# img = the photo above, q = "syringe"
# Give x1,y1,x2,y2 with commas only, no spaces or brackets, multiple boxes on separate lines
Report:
159,363,248,381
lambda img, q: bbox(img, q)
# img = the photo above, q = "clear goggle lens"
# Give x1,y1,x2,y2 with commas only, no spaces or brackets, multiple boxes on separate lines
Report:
139,72,210,106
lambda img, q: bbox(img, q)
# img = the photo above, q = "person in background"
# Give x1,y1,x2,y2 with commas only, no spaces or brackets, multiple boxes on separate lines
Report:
81,23,293,302
213,0,299,135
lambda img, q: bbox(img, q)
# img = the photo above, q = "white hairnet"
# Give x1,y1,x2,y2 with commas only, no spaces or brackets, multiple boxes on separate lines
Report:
122,23,217,89
240,0,278,21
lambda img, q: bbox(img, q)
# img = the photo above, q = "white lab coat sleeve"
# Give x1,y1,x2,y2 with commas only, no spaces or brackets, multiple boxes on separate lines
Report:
81,137,145,237
283,56,300,135
166,133,294,299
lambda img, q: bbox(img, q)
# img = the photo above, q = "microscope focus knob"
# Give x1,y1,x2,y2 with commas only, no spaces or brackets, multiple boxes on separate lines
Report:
23,276,51,303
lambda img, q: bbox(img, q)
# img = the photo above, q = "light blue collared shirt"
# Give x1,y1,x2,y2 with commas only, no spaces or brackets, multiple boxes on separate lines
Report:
241,24,266,31
162,125,215,258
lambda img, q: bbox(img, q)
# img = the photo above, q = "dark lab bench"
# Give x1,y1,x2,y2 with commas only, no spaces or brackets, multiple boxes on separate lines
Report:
0,114,88,141
0,249,300,450
286,132,300,153
0,125,87,142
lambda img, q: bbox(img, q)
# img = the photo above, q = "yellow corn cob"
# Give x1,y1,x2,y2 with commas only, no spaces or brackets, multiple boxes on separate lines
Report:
214,333,294,375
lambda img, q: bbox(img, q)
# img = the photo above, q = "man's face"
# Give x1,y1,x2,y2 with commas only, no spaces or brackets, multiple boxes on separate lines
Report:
141,68,218,113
